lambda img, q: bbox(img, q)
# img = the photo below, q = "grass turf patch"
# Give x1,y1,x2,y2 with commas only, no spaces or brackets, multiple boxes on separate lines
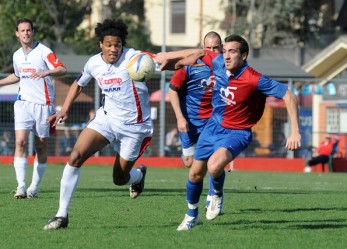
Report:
0,164,347,249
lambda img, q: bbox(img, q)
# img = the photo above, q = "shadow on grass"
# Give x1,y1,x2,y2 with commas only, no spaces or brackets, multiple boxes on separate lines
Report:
228,189,347,195
239,207,347,213
215,217,347,230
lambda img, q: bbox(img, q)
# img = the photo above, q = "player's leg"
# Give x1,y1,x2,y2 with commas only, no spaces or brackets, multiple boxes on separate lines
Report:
177,119,215,230
111,120,152,198
177,159,207,231
13,129,30,199
44,128,109,230
13,101,34,198
112,153,148,199
27,136,48,198
205,128,251,220
205,148,232,220
27,102,55,198
179,125,198,168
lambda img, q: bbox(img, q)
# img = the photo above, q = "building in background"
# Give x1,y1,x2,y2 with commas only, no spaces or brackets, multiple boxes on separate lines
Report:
144,0,227,48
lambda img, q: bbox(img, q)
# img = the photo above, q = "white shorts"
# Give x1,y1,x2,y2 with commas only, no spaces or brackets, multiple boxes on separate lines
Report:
88,108,153,161
14,100,55,138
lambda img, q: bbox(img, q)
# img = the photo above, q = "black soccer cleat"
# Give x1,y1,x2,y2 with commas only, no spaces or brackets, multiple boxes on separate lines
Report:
129,165,147,199
43,215,69,231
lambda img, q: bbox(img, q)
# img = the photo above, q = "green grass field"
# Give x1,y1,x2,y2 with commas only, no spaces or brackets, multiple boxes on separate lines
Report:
0,163,346,249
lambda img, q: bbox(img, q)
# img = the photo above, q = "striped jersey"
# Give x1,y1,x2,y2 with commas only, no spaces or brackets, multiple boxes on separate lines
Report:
202,50,288,129
77,48,151,125
169,60,214,127
13,41,65,105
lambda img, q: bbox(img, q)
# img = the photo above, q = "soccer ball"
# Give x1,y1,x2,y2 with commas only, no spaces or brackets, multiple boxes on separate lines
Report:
126,53,156,82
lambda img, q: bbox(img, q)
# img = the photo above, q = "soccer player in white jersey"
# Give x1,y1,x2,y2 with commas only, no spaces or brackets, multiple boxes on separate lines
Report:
0,18,67,199
43,19,154,230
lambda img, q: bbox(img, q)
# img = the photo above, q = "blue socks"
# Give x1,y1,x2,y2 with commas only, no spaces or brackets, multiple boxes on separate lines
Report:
186,180,203,217
208,171,225,197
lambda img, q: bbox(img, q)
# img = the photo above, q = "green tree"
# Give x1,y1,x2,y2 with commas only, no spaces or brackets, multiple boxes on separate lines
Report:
224,0,338,49
0,0,92,70
0,0,156,70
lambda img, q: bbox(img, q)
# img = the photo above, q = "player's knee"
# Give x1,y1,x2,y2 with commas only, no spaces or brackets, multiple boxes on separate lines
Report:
15,139,26,149
208,162,223,178
189,170,204,182
68,149,84,167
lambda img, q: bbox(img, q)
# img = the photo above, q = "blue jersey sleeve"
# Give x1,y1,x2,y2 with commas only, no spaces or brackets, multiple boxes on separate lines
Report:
257,75,288,99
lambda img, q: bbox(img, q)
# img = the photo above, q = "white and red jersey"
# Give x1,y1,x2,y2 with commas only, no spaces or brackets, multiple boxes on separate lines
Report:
77,48,151,125
13,41,65,105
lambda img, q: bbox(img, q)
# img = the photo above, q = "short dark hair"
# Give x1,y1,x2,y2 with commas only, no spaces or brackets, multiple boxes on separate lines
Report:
16,18,34,31
224,34,249,55
203,31,222,45
95,19,128,46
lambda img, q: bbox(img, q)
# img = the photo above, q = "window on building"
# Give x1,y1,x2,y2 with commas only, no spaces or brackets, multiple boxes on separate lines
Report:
171,0,186,34
326,107,347,133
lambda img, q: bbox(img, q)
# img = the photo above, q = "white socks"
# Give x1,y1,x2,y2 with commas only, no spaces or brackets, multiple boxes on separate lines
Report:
56,163,81,218
28,161,47,190
14,157,28,189
14,158,47,191
126,167,143,185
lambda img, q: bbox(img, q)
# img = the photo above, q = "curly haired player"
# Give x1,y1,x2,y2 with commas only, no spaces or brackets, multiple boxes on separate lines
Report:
44,19,152,230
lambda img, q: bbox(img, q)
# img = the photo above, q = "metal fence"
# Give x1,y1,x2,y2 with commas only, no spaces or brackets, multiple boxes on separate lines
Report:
1,72,346,159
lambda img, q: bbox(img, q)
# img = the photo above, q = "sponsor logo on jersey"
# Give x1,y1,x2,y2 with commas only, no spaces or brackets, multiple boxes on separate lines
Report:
219,86,237,106
199,75,215,91
104,87,121,92
19,67,36,73
98,77,122,85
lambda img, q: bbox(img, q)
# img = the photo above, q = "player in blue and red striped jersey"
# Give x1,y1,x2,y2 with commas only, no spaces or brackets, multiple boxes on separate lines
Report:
176,34,301,231
169,32,221,167
169,32,226,220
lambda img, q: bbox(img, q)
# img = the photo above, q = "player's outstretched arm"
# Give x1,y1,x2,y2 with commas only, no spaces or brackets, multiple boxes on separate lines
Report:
283,89,301,150
174,50,206,70
0,74,20,87
155,49,204,70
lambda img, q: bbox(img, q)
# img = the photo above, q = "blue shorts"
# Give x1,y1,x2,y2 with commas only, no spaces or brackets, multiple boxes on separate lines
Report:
179,119,207,149
194,118,252,161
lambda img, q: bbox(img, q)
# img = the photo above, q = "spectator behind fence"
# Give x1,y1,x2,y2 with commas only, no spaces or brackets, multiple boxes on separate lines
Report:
82,109,96,128
304,135,337,173
0,131,13,155
59,129,77,156
240,132,261,157
268,132,287,157
165,127,181,156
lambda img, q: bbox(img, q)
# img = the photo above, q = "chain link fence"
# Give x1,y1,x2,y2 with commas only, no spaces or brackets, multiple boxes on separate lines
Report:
1,72,346,159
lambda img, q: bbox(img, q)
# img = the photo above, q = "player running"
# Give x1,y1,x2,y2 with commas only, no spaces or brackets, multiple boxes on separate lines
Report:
175,34,301,230
169,31,226,220
0,18,66,199
43,19,152,230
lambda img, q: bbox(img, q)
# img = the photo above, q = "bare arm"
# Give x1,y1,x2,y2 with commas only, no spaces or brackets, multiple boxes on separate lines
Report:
155,49,204,70
30,65,67,80
47,80,83,126
0,73,20,87
282,89,301,150
169,88,188,133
